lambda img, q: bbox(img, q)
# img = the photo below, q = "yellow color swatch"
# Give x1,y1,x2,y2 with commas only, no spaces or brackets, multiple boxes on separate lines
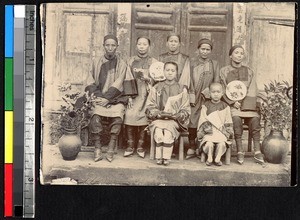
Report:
5,111,13,163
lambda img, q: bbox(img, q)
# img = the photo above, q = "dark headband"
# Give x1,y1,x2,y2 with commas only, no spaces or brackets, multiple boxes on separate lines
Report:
103,34,118,44
229,45,244,56
198,38,213,49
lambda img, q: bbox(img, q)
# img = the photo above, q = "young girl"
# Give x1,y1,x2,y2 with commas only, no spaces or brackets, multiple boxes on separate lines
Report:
197,83,233,166
124,37,158,158
145,62,191,165
187,38,220,159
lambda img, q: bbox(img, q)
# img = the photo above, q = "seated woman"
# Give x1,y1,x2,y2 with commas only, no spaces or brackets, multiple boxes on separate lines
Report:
220,45,264,165
197,83,233,166
145,62,191,166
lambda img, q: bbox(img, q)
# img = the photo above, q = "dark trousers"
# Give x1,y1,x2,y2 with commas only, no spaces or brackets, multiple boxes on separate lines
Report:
188,128,197,149
232,116,261,152
126,125,147,149
89,115,122,141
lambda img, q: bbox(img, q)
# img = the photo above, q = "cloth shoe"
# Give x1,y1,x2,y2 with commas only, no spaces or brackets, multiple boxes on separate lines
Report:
124,147,134,157
215,161,223,166
156,159,163,165
94,140,103,162
186,148,196,159
106,136,117,162
136,140,145,158
124,139,135,157
106,151,114,162
254,152,265,164
163,159,170,166
237,152,245,165
94,148,103,162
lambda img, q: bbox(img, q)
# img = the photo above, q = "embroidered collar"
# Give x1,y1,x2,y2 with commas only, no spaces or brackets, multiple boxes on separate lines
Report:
137,54,149,59
104,54,117,60
168,51,180,55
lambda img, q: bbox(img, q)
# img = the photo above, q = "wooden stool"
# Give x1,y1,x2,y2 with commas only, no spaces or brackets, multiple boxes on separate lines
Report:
149,130,189,161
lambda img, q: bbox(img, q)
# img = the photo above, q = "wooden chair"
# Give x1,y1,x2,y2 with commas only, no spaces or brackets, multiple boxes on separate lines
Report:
149,130,189,161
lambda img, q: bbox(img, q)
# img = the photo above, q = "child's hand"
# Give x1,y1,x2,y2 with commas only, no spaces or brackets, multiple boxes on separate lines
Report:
175,112,185,122
127,97,133,109
204,127,213,134
203,121,213,134
233,101,241,109
148,110,161,120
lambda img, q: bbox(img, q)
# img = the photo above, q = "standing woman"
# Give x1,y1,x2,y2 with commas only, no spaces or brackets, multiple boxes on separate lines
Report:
159,33,191,89
220,46,264,165
186,38,220,159
124,37,158,158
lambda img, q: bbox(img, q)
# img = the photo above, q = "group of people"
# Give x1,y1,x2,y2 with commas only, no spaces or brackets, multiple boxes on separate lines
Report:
81,33,265,166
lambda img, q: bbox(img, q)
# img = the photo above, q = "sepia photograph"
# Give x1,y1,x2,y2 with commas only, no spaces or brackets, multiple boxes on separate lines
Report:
40,2,295,186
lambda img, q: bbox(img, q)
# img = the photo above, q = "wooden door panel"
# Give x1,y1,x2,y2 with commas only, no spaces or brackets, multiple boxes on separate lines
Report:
131,3,181,59
62,12,93,84
182,3,232,68
250,19,294,89
58,5,115,89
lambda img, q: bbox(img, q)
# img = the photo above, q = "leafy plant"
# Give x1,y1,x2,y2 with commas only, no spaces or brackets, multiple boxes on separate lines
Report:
58,83,95,130
260,80,292,131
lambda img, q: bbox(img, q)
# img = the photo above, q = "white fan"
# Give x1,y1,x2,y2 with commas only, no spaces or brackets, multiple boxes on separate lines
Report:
226,80,247,101
149,62,165,81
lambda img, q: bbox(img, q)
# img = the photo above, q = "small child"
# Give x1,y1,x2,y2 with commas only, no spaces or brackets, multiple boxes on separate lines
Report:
197,82,233,166
145,61,191,166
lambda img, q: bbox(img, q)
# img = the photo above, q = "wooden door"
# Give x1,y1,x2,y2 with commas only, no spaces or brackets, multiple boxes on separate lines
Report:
131,3,181,58
181,3,232,67
131,3,232,67
56,3,116,90
247,3,295,90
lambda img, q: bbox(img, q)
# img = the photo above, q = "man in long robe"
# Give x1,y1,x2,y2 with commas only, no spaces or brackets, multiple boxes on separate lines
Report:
84,34,137,162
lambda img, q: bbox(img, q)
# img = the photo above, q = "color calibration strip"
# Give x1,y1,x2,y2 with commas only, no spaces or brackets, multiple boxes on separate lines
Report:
5,5,14,217
4,5,36,218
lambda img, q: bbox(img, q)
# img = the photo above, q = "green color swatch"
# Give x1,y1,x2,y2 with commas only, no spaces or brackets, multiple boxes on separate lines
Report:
5,58,13,110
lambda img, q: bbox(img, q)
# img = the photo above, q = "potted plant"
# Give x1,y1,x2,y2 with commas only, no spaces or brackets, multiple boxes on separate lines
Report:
57,83,95,160
259,80,292,163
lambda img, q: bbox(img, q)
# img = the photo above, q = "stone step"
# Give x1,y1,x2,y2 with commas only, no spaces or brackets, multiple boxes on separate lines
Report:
41,145,291,186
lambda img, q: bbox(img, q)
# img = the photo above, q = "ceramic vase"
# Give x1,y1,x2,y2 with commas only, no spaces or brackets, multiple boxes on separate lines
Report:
261,130,288,164
58,128,81,160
